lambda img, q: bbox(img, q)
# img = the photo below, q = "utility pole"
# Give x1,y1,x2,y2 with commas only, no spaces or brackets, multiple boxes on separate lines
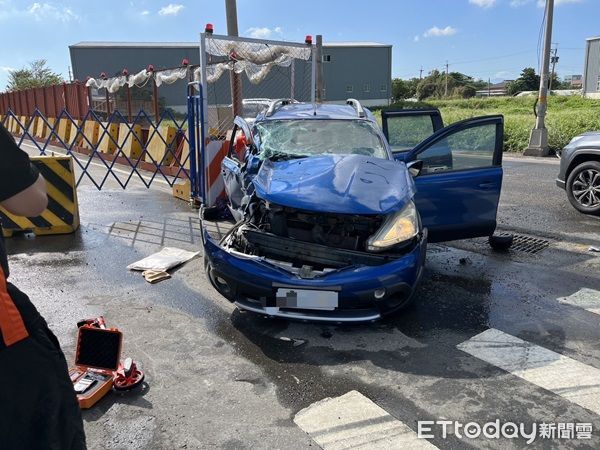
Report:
419,66,424,80
316,35,323,103
445,61,449,97
225,0,243,118
549,44,559,91
488,78,491,97
525,0,554,157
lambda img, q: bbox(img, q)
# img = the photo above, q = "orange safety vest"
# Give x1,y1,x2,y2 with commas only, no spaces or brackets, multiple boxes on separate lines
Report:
0,267,29,346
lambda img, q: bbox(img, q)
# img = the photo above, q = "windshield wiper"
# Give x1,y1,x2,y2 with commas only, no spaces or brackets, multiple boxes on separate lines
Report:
266,151,310,161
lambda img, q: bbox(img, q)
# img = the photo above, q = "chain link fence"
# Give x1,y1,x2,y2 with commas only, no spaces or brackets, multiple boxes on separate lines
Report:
200,33,314,139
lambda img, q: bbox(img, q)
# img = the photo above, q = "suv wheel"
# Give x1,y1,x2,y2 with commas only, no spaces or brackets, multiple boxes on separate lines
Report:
566,161,600,215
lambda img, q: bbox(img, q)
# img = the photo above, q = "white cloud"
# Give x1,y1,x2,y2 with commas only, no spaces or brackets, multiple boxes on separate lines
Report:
469,0,496,8
140,10,149,16
0,66,15,72
423,26,458,38
413,35,420,42
246,26,284,39
510,0,530,6
158,3,184,16
26,2,79,22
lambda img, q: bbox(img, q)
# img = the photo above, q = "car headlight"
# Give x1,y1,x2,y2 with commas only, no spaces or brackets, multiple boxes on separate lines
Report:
366,201,419,252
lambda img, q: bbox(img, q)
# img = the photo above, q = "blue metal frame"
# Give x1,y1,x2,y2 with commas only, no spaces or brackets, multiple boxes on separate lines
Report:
186,84,205,202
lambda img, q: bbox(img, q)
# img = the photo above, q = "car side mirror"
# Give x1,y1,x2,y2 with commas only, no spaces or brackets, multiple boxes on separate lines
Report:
407,160,423,177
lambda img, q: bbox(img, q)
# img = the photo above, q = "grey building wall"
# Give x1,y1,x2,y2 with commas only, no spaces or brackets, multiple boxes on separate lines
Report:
69,41,392,110
69,43,199,113
583,37,600,95
321,45,392,105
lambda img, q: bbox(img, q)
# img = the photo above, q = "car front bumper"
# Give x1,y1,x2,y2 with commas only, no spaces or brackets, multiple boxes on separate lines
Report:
201,225,427,323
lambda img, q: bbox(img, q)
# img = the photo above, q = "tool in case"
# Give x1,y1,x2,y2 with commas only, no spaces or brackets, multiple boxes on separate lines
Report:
69,318,123,409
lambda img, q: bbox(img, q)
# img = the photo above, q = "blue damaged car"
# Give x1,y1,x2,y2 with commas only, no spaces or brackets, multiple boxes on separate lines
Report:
201,99,504,322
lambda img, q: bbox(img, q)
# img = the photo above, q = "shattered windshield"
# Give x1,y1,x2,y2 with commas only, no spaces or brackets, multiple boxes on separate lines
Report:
255,119,388,160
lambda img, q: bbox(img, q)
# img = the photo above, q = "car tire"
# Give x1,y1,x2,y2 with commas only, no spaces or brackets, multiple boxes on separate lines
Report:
489,233,513,251
566,161,600,215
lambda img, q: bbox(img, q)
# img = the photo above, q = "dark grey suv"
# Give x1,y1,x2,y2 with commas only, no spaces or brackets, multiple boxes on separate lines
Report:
557,132,600,215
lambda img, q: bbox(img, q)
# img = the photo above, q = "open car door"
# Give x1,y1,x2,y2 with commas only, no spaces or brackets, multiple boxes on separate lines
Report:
381,108,444,158
401,115,504,243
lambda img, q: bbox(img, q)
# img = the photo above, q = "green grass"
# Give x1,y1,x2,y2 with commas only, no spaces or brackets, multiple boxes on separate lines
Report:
372,96,600,152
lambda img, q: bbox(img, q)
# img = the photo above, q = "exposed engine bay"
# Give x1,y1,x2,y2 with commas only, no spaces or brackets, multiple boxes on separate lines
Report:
221,199,414,272
250,201,382,251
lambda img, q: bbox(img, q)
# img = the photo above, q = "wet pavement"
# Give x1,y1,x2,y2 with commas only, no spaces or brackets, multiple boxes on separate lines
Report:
500,156,600,244
4,154,600,449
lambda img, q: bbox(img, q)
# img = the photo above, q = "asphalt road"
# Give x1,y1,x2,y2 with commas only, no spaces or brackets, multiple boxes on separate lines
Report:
500,155,600,244
4,149,600,449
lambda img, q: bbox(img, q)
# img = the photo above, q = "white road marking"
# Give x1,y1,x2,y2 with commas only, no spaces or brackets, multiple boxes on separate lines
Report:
293,390,438,449
558,288,600,315
458,328,600,415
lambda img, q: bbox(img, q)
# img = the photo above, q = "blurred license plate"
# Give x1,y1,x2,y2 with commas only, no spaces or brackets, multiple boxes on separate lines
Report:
275,289,338,310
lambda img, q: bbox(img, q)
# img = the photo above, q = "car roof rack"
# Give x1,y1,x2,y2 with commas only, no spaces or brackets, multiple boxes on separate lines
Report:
346,98,365,118
265,98,297,117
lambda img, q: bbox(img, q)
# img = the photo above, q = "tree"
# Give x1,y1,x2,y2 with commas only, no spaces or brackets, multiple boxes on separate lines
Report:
506,67,571,94
6,60,63,91
412,70,482,99
550,75,570,90
507,67,540,95
391,77,420,101
454,85,476,98
416,81,437,100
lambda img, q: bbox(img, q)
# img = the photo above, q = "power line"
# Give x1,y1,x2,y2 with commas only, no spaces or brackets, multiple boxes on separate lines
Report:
448,50,537,66
537,0,548,73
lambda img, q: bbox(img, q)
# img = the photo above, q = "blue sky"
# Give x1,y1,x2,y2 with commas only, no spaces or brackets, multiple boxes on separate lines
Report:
0,0,596,89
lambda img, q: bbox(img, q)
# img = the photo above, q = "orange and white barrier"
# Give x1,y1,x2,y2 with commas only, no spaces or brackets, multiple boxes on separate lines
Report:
204,139,228,206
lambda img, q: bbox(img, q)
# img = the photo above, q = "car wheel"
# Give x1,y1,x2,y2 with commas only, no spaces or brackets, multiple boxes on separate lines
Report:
566,161,600,215
489,233,513,251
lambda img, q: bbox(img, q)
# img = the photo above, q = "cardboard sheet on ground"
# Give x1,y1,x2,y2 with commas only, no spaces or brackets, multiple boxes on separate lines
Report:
127,247,200,272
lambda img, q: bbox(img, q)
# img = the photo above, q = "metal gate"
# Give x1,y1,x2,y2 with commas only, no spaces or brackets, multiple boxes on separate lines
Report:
0,65,202,201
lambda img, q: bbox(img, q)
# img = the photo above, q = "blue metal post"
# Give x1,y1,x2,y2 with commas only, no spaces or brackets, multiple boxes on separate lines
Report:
186,95,198,199
197,85,206,203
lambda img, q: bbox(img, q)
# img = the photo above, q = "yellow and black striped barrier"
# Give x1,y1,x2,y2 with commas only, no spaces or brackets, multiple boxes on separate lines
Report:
0,156,79,237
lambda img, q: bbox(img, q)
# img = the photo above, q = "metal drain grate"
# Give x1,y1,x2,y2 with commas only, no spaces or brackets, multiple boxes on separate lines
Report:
499,233,551,254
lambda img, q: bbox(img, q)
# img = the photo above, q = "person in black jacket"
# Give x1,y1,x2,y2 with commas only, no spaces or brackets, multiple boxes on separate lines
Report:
0,122,86,449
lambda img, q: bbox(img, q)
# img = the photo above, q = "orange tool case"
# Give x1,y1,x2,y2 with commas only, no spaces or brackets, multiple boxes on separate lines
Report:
68,325,122,409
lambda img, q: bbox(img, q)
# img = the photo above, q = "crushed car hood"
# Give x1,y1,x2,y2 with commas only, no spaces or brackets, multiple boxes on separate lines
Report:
253,154,415,215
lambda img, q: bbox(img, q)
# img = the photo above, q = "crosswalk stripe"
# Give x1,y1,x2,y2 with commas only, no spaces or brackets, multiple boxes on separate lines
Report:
293,390,438,449
457,328,600,415
558,288,600,315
